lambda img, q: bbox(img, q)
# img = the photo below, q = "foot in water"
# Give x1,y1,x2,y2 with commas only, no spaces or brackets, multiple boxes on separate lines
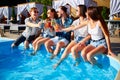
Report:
53,59,63,69
30,51,36,56
50,54,56,60
74,61,80,66
53,63,60,70
91,57,103,69
73,58,81,66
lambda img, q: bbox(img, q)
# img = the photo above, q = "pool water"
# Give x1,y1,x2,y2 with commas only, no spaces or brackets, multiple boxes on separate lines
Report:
0,40,118,80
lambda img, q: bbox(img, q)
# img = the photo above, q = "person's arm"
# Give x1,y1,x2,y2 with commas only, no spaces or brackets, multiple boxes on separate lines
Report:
78,35,91,45
99,21,116,57
25,21,42,27
62,20,88,32
25,18,43,27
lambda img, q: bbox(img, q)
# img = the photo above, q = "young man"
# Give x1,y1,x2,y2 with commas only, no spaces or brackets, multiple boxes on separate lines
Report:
11,7,42,49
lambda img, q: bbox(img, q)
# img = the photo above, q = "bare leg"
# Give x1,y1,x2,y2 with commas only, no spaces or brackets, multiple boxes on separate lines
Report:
45,39,55,53
51,41,66,59
71,42,86,59
71,42,86,66
81,45,95,61
86,45,106,64
32,37,43,50
24,40,29,49
35,38,50,51
53,41,77,69
61,41,77,59
31,38,50,55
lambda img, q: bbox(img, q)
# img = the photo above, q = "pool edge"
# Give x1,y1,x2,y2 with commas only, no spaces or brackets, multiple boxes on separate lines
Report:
115,70,120,80
107,55,120,80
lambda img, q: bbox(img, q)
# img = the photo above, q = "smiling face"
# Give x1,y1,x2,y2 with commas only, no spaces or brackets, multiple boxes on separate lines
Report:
29,8,39,20
47,9,54,18
57,8,63,16
76,6,80,17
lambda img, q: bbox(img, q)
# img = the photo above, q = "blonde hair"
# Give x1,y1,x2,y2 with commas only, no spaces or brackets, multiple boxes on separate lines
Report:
29,7,38,12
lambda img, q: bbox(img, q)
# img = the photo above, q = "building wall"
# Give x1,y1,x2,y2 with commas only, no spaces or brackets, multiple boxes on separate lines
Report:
93,0,110,8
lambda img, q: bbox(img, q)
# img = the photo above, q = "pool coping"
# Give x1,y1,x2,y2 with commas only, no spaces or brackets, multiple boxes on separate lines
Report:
115,70,120,80
0,37,14,41
108,55,120,80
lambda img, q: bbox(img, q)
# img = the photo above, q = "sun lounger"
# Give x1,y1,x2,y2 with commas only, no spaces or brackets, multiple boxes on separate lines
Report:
10,24,26,34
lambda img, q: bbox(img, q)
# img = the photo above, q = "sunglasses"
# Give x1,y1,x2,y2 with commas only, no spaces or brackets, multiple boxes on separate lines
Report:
34,11,39,13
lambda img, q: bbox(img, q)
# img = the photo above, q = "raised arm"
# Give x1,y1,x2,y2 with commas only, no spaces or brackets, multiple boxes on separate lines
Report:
25,21,43,27
62,20,88,32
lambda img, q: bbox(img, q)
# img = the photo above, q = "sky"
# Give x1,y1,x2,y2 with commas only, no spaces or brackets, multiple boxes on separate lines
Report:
0,0,26,6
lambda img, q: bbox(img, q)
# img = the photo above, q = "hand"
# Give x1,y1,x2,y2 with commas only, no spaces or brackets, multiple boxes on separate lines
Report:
38,21,42,26
38,21,44,28
108,50,116,57
78,41,85,47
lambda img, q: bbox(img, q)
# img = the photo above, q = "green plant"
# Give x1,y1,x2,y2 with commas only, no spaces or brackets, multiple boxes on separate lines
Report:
101,7,107,19
11,6,16,20
11,6,17,23
42,5,47,20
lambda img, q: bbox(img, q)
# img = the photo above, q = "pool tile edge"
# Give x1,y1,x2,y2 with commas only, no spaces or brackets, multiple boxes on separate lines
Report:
115,70,120,80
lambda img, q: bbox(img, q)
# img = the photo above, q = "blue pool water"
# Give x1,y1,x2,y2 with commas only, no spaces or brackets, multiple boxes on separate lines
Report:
0,38,119,80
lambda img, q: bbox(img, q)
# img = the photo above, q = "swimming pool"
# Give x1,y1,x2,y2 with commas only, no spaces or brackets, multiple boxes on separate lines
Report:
0,38,120,80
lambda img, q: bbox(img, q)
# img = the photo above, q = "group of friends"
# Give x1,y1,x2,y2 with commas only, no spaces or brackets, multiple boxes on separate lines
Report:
11,5,116,69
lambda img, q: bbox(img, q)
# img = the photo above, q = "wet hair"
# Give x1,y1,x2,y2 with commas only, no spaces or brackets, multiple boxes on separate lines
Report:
59,6,67,13
87,6,109,36
78,5,87,18
48,8,58,19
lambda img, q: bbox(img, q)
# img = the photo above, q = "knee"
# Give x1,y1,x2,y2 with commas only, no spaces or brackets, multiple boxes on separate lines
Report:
81,50,86,59
45,41,49,48
36,41,40,46
86,53,92,62
71,47,76,54
56,42,62,48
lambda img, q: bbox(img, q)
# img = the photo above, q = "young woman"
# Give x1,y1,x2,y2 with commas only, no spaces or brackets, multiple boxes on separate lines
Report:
62,6,116,65
80,6,116,64
53,5,89,69
45,6,73,59
11,7,42,49
31,8,59,55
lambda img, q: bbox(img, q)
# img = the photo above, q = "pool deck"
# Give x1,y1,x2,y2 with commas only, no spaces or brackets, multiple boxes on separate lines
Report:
1,32,120,60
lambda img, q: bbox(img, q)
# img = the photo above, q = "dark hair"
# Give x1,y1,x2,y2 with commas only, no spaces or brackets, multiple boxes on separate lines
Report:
48,8,58,19
87,6,109,36
59,6,67,13
78,5,87,18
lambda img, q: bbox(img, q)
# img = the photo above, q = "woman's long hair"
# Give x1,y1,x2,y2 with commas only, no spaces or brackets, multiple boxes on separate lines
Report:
59,6,69,17
87,6,109,36
78,5,87,18
47,8,58,20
